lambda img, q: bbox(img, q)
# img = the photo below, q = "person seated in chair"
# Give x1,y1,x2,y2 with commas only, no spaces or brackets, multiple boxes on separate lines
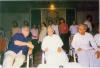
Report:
3,25,34,68
71,23,98,67
41,25,68,65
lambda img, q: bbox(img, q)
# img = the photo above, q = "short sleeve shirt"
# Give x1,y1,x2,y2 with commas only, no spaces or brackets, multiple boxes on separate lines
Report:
8,33,31,55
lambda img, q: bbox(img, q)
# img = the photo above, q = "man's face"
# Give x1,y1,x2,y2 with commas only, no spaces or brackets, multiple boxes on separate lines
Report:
78,26,86,35
47,26,54,36
22,27,30,37
60,20,64,23
87,17,92,21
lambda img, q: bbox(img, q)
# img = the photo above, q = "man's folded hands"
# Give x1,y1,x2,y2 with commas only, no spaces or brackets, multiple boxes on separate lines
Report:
27,42,34,49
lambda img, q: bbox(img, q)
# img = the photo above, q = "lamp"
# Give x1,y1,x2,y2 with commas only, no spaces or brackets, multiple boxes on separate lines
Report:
49,3,56,10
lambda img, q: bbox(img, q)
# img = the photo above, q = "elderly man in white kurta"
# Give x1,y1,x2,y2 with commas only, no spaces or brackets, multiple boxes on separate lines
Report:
41,25,68,65
71,24,97,67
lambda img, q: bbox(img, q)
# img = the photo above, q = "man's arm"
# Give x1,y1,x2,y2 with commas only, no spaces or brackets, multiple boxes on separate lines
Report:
89,34,97,49
14,40,28,46
14,40,34,48
57,47,62,53
28,42,34,55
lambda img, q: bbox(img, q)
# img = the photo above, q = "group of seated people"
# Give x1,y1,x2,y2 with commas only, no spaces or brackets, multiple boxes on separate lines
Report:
1,22,100,68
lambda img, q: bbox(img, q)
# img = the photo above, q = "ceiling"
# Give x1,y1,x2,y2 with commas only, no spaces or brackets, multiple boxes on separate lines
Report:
0,0,98,1
0,0,99,12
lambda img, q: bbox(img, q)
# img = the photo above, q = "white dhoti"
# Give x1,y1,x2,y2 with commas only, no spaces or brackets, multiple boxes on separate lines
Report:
77,49,100,67
71,32,99,67
90,50,100,67
45,50,68,65
77,50,90,67
38,63,83,68
42,34,69,65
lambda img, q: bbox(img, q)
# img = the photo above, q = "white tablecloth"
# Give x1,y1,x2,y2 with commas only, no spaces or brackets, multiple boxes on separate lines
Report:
37,62,83,68
0,65,2,68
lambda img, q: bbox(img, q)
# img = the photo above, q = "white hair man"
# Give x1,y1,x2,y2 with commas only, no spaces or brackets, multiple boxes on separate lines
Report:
71,23,98,67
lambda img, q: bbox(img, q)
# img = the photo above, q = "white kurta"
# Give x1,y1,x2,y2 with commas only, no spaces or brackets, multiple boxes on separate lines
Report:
94,33,100,46
71,32,97,67
93,33,100,67
41,34,68,65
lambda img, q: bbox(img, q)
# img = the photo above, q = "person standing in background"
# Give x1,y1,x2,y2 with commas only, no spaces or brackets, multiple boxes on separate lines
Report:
69,21,78,36
51,22,59,35
31,25,39,58
59,18,69,54
31,25,39,41
39,22,47,44
84,15,93,32
11,21,20,36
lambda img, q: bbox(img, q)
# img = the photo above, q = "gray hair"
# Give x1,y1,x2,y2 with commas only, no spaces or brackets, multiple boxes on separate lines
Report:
78,23,88,30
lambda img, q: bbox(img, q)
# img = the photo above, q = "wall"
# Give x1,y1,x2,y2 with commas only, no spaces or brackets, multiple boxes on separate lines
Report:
0,10,99,33
41,9,66,24
0,12,30,31
76,10,99,24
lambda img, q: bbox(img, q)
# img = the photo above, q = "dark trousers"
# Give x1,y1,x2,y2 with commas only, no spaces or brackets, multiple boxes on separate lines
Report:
31,39,40,53
60,33,69,54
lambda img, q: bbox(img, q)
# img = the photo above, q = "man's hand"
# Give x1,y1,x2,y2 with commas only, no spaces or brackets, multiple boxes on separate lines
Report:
95,51,100,59
57,47,62,53
27,42,34,49
28,48,33,55
77,48,82,52
44,48,48,52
